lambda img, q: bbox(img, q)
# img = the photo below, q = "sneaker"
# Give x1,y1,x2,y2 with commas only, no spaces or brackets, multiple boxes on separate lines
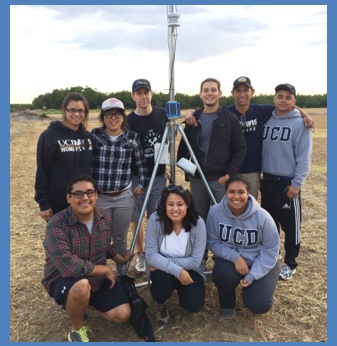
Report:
68,326,91,342
279,263,297,280
135,253,146,273
155,304,172,327
220,308,236,319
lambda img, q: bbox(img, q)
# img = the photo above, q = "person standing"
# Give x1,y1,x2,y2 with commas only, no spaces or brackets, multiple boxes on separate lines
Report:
145,184,206,327
260,83,312,280
127,79,167,273
91,97,148,275
185,76,314,199
35,92,93,222
42,173,134,342
177,77,246,265
207,176,279,319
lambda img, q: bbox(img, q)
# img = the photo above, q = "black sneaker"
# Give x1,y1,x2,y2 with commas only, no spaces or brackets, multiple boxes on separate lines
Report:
220,308,236,319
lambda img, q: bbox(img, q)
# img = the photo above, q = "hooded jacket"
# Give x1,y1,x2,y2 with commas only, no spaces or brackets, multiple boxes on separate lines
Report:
177,107,246,180
262,108,312,188
206,195,279,284
34,121,93,212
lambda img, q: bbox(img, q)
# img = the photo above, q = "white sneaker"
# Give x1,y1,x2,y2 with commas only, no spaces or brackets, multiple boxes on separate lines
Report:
135,253,146,273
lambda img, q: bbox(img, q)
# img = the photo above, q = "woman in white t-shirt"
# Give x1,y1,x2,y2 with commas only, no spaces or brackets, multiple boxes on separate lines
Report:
145,184,207,328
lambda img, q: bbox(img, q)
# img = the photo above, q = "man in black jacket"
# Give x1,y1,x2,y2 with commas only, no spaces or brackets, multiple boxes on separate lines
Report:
177,78,246,264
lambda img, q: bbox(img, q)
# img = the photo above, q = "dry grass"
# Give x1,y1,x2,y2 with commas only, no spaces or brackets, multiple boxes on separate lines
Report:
10,108,327,342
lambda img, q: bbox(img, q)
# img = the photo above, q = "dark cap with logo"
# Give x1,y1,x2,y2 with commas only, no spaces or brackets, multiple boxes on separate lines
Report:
275,83,296,97
233,76,253,89
132,79,152,92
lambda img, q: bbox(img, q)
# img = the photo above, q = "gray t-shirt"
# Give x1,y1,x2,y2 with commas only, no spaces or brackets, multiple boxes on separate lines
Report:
199,111,217,154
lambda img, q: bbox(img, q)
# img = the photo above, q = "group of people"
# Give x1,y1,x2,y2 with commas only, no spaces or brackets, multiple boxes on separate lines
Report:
35,76,313,341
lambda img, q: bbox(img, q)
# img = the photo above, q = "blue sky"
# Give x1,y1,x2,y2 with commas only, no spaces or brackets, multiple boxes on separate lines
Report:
10,4,326,103
3,0,334,345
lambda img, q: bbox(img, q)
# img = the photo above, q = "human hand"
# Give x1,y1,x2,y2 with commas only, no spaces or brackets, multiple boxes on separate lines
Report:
106,269,117,289
184,110,198,127
133,186,144,197
235,256,249,275
294,105,315,129
149,265,157,272
40,209,53,222
178,269,194,285
286,185,300,199
240,278,251,287
218,174,230,186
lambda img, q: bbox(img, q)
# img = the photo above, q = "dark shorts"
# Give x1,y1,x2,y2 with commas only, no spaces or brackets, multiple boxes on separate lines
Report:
50,277,129,313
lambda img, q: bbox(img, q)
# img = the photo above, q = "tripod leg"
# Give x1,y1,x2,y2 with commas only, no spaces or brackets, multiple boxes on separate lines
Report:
123,124,170,275
177,124,216,205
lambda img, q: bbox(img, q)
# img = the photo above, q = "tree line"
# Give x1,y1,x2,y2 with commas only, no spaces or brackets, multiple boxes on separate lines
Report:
10,86,327,112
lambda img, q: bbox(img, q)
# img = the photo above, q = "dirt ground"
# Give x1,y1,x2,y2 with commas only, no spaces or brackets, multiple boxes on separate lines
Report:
10,109,327,342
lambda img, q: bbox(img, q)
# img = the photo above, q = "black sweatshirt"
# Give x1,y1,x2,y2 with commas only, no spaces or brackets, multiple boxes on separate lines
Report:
34,121,93,212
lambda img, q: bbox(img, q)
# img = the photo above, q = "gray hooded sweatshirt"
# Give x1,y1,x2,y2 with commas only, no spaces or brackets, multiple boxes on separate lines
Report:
207,195,279,284
261,108,312,189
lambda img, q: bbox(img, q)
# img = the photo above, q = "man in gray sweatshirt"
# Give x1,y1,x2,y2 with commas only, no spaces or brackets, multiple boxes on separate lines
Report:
260,83,312,280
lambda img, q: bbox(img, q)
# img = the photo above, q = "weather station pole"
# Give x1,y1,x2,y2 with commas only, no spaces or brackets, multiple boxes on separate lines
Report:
166,5,180,184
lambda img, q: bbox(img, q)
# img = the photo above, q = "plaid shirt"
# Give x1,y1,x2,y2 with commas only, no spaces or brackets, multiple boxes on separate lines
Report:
91,128,148,192
42,206,118,294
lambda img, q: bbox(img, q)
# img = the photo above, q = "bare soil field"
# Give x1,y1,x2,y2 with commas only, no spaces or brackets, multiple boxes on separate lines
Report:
10,109,327,342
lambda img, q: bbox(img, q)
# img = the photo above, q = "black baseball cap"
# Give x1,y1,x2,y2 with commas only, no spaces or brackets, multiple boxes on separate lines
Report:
233,76,253,89
132,79,152,92
275,83,296,97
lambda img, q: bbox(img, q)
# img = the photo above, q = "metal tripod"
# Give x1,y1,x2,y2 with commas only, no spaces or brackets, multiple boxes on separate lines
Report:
124,115,217,284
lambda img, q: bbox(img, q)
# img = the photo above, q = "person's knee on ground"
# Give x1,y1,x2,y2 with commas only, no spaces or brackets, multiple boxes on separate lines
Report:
243,296,274,315
98,303,131,324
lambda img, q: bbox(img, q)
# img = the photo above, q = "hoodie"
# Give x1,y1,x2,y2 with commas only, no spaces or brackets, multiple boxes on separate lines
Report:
34,121,93,212
262,108,312,188
206,195,279,284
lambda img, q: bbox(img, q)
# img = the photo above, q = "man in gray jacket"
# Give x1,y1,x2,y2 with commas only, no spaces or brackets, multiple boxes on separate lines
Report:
260,83,312,281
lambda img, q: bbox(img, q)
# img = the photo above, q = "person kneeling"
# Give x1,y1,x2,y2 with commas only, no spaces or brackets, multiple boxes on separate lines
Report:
42,173,134,342
145,184,207,327
207,176,280,319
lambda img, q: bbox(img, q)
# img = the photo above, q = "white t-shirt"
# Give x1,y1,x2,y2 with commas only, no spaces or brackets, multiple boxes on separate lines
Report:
160,228,190,257
83,219,94,234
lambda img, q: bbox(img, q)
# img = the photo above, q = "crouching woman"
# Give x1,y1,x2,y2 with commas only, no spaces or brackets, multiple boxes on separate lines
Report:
145,184,207,328
207,176,279,319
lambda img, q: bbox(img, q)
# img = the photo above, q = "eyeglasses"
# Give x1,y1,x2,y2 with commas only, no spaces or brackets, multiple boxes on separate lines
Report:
167,184,187,193
66,108,86,115
69,189,96,199
104,111,123,119
240,114,248,131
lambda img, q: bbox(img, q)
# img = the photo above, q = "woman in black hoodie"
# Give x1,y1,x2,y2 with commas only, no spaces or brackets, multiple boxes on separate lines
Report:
35,92,93,222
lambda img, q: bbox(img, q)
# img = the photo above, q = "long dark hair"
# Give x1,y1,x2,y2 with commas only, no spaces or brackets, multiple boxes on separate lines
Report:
156,185,199,235
61,92,91,149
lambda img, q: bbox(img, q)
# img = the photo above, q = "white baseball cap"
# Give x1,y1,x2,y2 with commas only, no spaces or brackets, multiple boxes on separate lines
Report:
101,98,124,112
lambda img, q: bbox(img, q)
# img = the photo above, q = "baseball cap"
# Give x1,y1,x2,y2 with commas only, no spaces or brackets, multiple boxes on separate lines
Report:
233,76,253,89
275,83,296,97
132,79,152,92
101,98,124,112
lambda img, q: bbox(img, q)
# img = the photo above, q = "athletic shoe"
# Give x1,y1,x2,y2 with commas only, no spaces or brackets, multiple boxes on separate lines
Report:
68,326,91,342
155,304,172,327
279,263,297,280
135,253,146,273
220,308,236,319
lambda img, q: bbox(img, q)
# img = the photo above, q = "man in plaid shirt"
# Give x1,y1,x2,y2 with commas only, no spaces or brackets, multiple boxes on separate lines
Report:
42,173,134,342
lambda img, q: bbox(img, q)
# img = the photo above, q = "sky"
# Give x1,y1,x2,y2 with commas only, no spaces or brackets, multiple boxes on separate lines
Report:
10,4,327,104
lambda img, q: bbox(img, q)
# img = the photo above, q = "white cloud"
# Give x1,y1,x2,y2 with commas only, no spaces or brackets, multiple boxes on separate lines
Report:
10,4,327,103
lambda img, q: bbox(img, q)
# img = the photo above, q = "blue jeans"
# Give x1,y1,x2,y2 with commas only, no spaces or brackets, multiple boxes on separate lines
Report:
150,269,205,313
212,258,279,314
